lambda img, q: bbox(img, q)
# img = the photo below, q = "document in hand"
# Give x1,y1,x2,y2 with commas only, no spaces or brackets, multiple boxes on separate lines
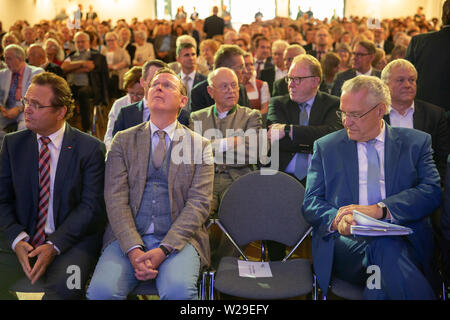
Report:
350,210,413,236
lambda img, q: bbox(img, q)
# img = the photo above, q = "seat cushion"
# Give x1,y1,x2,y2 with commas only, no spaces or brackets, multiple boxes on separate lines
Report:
214,257,313,299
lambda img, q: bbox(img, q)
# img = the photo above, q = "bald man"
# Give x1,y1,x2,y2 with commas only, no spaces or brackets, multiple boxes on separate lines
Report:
27,44,64,78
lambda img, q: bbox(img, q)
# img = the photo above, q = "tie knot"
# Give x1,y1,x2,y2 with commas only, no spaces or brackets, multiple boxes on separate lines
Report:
299,102,308,111
156,130,166,140
367,138,377,147
40,136,51,146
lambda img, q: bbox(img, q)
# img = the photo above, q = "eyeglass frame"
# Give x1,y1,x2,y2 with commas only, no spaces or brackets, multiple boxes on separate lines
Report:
285,75,317,86
352,51,373,57
21,98,60,111
336,103,380,121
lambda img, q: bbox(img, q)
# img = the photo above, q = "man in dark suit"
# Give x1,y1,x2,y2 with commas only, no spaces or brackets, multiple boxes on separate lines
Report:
303,75,441,299
259,40,289,96
267,54,341,260
190,45,250,112
271,44,305,97
442,158,450,285
204,6,224,39
113,60,189,138
0,72,106,299
331,40,381,97
373,25,394,55
307,27,333,62
381,59,450,181
176,42,206,111
62,31,109,132
253,36,273,79
405,0,450,114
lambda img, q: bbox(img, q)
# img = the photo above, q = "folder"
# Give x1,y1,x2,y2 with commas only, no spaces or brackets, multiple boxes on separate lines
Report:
350,210,413,236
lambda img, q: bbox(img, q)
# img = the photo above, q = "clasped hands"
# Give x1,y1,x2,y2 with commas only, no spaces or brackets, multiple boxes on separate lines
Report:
14,241,58,285
128,247,167,281
331,204,382,236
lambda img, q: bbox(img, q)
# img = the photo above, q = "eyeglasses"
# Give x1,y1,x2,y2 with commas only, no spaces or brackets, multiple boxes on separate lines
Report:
212,82,239,92
128,92,145,99
149,80,184,94
285,75,316,86
336,103,380,121
352,52,372,57
22,98,58,111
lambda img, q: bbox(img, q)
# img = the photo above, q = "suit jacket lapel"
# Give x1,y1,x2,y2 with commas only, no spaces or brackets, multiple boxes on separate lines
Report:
384,124,402,197
412,100,425,131
53,124,76,220
29,132,39,222
341,135,359,203
135,100,146,123
286,98,300,125
134,122,151,210
168,122,184,216
309,92,323,125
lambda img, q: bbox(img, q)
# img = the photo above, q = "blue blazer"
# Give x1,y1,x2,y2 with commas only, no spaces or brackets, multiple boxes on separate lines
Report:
0,124,106,253
302,125,441,295
112,100,190,138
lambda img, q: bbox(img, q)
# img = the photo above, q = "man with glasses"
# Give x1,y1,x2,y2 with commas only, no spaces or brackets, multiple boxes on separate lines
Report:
271,44,305,97
0,72,106,299
303,75,441,299
0,44,43,145
190,44,250,112
331,40,381,97
87,68,214,300
111,60,189,146
189,67,262,268
266,54,341,260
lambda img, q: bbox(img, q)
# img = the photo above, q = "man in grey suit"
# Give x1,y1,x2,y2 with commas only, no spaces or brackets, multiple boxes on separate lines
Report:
190,68,262,268
331,40,381,97
381,59,450,182
87,68,214,300
0,44,43,144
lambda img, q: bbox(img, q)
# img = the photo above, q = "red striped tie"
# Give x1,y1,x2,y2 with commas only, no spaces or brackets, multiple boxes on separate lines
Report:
31,136,51,248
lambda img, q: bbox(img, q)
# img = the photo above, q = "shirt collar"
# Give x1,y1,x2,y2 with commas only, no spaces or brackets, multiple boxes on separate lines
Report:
149,119,177,141
37,122,66,150
180,70,195,79
213,104,237,118
389,101,415,117
356,67,373,76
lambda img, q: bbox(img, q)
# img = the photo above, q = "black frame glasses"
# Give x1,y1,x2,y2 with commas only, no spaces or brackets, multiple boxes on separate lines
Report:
285,75,316,86
336,103,380,121
21,98,58,111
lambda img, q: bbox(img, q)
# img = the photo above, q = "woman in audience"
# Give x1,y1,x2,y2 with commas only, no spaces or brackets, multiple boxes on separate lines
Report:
102,31,131,99
104,66,144,151
372,47,387,71
44,38,65,65
132,30,155,66
321,52,341,94
335,43,352,73
242,52,270,117
198,39,220,72
118,27,135,63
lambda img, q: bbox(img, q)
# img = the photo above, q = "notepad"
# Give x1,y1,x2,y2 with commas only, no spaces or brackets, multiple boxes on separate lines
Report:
350,210,413,236
238,261,273,278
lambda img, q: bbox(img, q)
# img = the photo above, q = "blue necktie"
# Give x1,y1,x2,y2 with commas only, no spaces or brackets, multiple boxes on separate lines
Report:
294,103,309,180
366,139,382,205
6,72,19,109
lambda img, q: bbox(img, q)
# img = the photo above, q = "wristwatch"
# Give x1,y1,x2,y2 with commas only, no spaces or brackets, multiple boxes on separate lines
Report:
284,124,291,140
376,202,387,220
159,245,171,257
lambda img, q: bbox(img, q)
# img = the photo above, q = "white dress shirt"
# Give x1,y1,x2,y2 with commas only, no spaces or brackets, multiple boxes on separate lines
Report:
180,70,196,96
274,66,287,81
12,123,66,252
104,94,131,151
388,102,414,129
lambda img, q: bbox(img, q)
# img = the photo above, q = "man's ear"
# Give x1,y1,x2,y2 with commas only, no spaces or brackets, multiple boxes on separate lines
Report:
206,86,214,99
56,106,68,121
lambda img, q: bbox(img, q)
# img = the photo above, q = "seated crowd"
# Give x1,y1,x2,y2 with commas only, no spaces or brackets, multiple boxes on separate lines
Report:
0,2,449,300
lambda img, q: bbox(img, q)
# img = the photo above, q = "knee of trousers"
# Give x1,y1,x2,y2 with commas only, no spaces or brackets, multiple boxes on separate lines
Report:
157,276,198,300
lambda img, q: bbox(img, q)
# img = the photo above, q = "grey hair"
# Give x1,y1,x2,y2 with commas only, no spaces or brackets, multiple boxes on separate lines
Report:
175,35,196,49
341,75,391,114
381,58,417,84
4,44,26,61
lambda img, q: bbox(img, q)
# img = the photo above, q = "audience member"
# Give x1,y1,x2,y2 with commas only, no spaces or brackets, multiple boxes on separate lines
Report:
272,44,306,97
243,53,270,115
27,44,63,78
0,72,106,299
86,68,214,300
303,75,441,299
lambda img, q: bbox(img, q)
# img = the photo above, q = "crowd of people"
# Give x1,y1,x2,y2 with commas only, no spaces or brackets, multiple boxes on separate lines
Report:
0,1,450,300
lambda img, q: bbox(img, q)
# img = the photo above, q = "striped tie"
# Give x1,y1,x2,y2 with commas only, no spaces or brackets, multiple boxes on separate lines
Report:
31,137,52,248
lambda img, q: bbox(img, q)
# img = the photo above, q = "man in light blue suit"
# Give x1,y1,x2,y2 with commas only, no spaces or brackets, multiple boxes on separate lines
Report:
303,75,441,299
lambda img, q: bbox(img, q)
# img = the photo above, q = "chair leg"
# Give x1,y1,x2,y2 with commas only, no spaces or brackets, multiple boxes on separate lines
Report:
201,271,208,300
209,271,215,300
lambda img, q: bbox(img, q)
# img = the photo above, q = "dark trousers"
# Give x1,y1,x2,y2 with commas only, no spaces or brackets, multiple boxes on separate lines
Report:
333,235,436,299
0,232,102,300
71,85,94,132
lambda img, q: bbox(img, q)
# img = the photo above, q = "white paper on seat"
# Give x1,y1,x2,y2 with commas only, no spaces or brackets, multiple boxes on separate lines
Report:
350,210,413,236
237,261,273,278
